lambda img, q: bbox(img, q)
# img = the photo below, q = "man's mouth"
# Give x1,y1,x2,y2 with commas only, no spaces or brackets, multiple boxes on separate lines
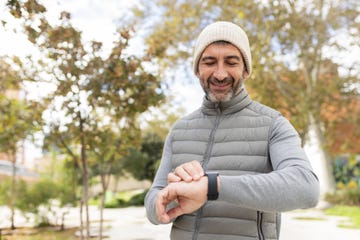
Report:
211,82,231,91
209,78,233,91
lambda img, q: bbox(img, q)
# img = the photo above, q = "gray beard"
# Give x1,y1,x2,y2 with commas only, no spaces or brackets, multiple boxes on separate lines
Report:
207,88,234,102
203,78,244,103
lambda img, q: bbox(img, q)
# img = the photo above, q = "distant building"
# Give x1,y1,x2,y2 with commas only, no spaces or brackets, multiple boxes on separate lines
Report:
0,158,39,183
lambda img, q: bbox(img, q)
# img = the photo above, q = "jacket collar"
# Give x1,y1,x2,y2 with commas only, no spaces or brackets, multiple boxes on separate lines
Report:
201,88,252,116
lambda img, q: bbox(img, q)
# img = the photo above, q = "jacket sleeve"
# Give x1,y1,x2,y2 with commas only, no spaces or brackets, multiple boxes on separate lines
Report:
144,133,173,224
218,116,320,212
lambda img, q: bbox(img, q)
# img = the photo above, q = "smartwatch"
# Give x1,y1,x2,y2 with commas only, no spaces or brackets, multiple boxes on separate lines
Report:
205,172,219,200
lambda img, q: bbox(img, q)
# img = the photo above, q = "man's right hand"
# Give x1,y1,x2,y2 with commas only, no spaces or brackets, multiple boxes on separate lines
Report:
156,176,208,223
167,160,204,183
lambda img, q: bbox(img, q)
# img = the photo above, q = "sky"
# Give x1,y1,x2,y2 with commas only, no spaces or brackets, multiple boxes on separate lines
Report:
0,0,203,112
0,0,203,167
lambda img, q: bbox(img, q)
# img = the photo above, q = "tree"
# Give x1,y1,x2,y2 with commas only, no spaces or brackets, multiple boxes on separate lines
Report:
6,1,164,238
121,103,184,182
88,125,140,240
0,178,27,229
0,56,42,229
122,133,164,182
138,0,360,195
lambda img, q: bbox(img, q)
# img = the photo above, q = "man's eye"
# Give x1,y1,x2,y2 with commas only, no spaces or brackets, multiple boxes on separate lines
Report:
204,62,215,66
227,62,238,66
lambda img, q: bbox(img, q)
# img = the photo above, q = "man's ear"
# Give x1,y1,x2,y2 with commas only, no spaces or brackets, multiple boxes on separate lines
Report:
243,69,249,79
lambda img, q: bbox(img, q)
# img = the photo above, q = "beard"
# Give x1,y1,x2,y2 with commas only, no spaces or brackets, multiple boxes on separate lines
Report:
202,76,244,103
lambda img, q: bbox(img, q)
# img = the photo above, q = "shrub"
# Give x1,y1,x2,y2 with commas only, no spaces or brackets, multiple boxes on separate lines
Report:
104,198,124,208
325,188,360,206
126,190,148,206
333,155,360,189
104,190,148,208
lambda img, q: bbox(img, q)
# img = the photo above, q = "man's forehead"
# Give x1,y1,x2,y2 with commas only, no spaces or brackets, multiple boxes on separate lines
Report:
201,42,243,58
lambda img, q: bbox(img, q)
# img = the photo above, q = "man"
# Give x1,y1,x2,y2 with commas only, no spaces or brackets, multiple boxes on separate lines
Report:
145,21,319,240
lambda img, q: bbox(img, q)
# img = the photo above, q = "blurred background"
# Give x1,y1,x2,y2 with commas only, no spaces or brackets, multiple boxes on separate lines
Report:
0,0,359,239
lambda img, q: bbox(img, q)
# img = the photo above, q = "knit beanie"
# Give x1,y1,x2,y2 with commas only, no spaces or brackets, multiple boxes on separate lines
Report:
193,21,252,77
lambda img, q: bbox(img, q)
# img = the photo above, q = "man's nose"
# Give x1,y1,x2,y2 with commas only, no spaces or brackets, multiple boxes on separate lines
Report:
213,65,228,80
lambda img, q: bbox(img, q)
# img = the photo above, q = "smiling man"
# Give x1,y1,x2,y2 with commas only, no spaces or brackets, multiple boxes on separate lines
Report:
145,21,319,240
197,41,247,102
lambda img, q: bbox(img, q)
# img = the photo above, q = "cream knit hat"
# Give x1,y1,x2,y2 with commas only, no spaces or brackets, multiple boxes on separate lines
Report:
193,21,252,77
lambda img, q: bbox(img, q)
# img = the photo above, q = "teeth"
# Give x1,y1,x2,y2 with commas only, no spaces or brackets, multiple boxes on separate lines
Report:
213,83,229,86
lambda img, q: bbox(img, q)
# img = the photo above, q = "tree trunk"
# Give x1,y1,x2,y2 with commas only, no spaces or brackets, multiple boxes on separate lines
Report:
10,151,16,230
80,118,90,239
99,168,111,240
60,212,65,231
98,174,106,240
305,115,336,197
79,200,84,240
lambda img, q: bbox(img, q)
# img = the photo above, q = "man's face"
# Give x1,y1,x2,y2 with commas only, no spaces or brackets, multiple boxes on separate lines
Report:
197,42,248,102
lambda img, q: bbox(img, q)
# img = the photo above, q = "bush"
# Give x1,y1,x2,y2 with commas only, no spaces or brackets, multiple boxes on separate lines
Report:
325,188,360,206
126,190,148,206
333,155,360,189
104,190,148,208
104,198,125,208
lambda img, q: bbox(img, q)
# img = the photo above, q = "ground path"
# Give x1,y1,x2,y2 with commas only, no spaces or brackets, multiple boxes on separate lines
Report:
1,205,360,239
100,206,360,240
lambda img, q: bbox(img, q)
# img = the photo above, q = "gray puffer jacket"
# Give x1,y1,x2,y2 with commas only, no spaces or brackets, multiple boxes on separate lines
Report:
145,89,319,240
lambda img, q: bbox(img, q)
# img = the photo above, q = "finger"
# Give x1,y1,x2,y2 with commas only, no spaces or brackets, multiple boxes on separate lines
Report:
189,161,204,180
155,190,171,223
174,166,192,182
182,163,199,180
167,172,181,183
166,205,185,220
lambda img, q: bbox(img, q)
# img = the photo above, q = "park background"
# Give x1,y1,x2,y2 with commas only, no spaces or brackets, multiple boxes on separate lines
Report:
0,0,359,239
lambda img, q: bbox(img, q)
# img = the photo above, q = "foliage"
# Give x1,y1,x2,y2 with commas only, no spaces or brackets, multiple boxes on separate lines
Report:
120,102,183,182
0,178,27,209
104,190,148,208
325,188,360,206
325,205,360,229
0,57,43,155
141,101,185,139
5,0,164,237
0,55,43,229
121,133,164,182
333,155,360,189
0,178,74,227
124,190,147,206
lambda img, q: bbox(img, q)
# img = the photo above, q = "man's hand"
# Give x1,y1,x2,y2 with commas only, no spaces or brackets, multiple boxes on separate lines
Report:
156,177,208,223
167,160,204,183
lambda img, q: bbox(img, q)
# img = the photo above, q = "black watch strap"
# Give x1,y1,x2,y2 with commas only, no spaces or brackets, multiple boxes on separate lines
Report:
205,172,219,200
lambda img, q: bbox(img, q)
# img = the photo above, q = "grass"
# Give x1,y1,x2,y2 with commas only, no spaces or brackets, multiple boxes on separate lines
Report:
1,227,78,240
294,217,326,221
325,205,360,229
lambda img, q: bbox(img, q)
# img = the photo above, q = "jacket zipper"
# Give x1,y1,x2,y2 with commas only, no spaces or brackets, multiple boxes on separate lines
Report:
257,211,265,240
192,105,222,240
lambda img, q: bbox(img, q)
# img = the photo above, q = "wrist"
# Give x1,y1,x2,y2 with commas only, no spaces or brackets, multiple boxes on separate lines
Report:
205,172,219,200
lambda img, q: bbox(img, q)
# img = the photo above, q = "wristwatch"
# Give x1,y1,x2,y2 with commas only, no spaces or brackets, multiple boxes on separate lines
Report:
205,172,219,200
